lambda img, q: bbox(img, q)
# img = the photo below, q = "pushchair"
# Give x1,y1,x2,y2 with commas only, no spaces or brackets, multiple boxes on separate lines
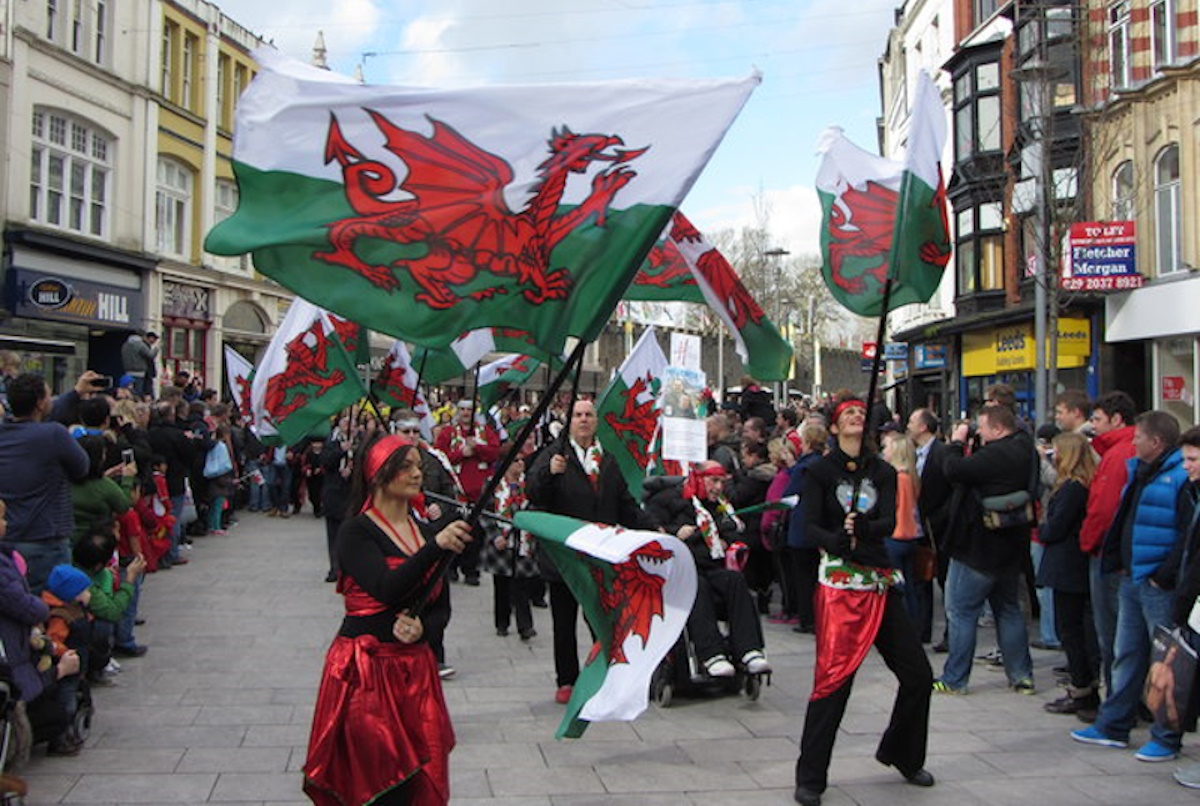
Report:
649,620,770,708
0,646,27,803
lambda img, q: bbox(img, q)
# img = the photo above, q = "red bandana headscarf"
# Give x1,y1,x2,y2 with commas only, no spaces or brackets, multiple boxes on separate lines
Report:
832,398,866,425
362,435,425,515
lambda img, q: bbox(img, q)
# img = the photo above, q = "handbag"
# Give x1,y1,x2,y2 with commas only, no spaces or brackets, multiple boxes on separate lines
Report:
179,479,198,526
913,543,937,582
1144,625,1198,733
203,442,233,479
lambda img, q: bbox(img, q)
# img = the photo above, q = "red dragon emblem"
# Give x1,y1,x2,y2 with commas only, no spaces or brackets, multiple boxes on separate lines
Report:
635,240,697,289
315,112,648,310
327,314,362,356
668,211,765,330
603,375,659,469
587,539,672,665
373,359,420,409
263,320,347,421
234,373,253,422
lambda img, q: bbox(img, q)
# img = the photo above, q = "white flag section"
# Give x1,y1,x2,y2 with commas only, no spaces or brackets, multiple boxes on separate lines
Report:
223,345,255,427
514,512,697,739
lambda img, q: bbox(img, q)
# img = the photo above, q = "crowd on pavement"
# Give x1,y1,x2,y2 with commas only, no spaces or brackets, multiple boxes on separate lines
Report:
4,338,1200,804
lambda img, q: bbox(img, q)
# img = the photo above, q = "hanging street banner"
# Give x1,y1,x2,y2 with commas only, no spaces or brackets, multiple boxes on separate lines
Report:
1062,221,1143,292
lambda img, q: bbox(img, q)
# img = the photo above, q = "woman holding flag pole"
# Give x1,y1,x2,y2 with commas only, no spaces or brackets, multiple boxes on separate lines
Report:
792,394,934,806
303,432,472,806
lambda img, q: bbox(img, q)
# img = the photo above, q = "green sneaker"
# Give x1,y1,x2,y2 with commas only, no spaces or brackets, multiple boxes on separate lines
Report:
1011,678,1035,695
932,679,967,695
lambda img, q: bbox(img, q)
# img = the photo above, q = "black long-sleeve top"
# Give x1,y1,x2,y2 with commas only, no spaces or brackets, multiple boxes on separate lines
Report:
802,447,897,569
335,513,450,642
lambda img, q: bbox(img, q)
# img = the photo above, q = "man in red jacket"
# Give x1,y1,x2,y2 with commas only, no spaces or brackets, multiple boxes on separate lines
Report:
434,399,501,586
1079,390,1138,708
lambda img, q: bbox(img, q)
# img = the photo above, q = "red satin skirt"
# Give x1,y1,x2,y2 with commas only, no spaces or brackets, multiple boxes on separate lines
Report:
303,635,455,805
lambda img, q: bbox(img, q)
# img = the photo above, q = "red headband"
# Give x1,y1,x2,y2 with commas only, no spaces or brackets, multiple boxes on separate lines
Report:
364,434,415,483
832,399,866,424
785,429,803,455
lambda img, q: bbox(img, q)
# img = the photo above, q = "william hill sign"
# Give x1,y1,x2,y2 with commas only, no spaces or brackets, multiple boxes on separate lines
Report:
10,270,142,328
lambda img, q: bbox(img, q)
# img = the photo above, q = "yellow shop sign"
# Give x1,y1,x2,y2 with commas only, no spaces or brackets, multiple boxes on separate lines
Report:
962,318,1090,377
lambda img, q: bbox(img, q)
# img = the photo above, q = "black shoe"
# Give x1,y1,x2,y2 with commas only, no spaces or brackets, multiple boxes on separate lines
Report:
519,629,537,641
324,571,337,583
47,738,82,757
531,598,548,608
904,769,935,787
464,575,481,587
1076,707,1098,724
113,644,148,658
496,627,509,637
1045,692,1100,715
931,640,949,653
793,786,821,806
793,624,815,634
134,618,146,626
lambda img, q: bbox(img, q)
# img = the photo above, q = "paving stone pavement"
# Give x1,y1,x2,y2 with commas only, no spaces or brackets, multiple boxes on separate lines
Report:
16,510,1199,804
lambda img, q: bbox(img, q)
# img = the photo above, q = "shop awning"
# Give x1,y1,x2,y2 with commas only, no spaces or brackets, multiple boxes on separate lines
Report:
0,335,76,354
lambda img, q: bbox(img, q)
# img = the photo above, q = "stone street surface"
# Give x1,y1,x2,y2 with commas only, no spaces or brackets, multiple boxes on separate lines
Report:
17,511,1197,804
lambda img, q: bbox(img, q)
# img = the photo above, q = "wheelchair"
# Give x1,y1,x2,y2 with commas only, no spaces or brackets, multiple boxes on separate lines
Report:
649,621,770,708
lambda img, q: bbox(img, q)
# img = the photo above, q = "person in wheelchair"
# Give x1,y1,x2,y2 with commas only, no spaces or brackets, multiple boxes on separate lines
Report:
644,461,770,678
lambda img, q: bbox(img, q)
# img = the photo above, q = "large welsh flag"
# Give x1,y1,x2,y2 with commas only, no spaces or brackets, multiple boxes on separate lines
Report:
815,70,950,317
476,353,541,409
250,298,366,445
513,512,696,739
372,340,435,440
205,50,758,356
595,327,668,500
223,345,255,427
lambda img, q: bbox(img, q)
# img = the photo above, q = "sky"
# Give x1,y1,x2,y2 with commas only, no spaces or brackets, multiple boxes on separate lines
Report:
215,0,900,259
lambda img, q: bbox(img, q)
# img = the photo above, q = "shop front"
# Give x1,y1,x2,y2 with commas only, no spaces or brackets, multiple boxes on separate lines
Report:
2,230,152,392
1106,273,1200,427
161,279,212,388
959,316,1098,421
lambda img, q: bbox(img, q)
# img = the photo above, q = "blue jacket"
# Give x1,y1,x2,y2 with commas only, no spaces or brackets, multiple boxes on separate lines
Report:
1103,448,1189,582
784,452,822,549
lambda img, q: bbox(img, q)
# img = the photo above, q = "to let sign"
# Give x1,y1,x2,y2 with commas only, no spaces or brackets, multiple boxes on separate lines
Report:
1062,221,1144,292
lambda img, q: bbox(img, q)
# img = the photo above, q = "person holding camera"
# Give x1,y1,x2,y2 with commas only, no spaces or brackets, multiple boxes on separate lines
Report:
933,404,1037,695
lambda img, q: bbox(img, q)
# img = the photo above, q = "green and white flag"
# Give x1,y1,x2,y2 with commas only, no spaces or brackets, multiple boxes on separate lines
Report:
223,344,255,426
411,329,496,386
476,353,541,409
206,49,758,356
815,70,950,317
513,512,696,739
250,298,366,445
595,327,668,500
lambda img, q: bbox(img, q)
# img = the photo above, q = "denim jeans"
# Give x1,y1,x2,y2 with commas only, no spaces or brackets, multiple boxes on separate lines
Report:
1090,556,1121,693
885,538,920,624
167,495,186,563
4,538,71,595
1031,541,1059,646
115,572,142,650
246,461,266,511
1093,576,1180,747
940,558,1033,689
266,463,291,511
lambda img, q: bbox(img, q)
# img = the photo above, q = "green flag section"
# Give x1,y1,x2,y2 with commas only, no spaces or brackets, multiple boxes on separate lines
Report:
513,512,696,739
626,239,704,303
595,327,668,500
412,329,496,386
815,70,950,318
206,49,758,358
372,340,435,440
476,353,541,409
250,298,366,445
664,212,792,381
223,345,255,426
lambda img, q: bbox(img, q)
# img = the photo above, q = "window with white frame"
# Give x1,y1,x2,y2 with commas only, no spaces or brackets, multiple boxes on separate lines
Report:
161,22,175,97
29,109,111,238
212,178,247,271
1108,1,1131,89
182,34,195,110
44,0,109,65
95,0,107,63
47,0,58,40
1154,144,1181,275
156,158,193,258
1112,161,1135,221
1152,0,1177,71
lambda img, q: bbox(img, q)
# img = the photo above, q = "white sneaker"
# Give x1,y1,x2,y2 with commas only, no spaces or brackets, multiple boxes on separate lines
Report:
105,659,122,674
742,650,772,674
704,655,735,678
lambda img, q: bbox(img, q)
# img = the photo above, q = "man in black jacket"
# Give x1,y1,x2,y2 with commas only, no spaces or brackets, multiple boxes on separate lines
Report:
933,404,1036,694
527,399,652,704
908,408,951,647
146,400,200,568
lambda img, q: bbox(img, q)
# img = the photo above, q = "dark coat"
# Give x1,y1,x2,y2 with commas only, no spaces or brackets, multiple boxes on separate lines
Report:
1035,479,1090,594
0,546,53,702
526,440,652,582
319,440,352,521
941,430,1038,575
917,438,952,547
642,476,740,572
147,419,199,498
784,452,822,549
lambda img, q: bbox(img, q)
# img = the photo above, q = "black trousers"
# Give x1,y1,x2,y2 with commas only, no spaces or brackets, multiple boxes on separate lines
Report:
687,568,764,662
789,547,820,630
1054,588,1099,690
493,575,533,634
324,517,342,577
796,589,932,794
550,579,581,687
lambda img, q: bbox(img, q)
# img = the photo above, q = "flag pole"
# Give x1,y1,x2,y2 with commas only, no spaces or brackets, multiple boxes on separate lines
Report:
407,340,588,618
863,276,894,452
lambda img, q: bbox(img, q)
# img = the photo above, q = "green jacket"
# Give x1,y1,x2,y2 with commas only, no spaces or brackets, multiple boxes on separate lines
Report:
84,566,133,623
70,476,133,544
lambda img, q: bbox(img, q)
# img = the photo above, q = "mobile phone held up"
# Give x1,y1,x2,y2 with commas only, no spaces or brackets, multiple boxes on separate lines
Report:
90,375,114,389
122,448,135,465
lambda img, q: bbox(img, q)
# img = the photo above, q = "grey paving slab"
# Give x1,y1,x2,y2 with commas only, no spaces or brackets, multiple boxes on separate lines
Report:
11,509,1199,804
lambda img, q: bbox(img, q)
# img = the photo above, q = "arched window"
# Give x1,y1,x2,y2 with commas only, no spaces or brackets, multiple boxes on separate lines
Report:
1111,161,1134,221
30,108,113,237
156,157,194,258
1154,144,1181,275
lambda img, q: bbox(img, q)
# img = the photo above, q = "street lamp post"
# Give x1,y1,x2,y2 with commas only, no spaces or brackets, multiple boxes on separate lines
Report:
763,247,790,404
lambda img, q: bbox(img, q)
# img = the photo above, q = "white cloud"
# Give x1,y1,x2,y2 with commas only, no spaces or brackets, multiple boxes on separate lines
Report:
690,183,824,258
218,0,384,66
